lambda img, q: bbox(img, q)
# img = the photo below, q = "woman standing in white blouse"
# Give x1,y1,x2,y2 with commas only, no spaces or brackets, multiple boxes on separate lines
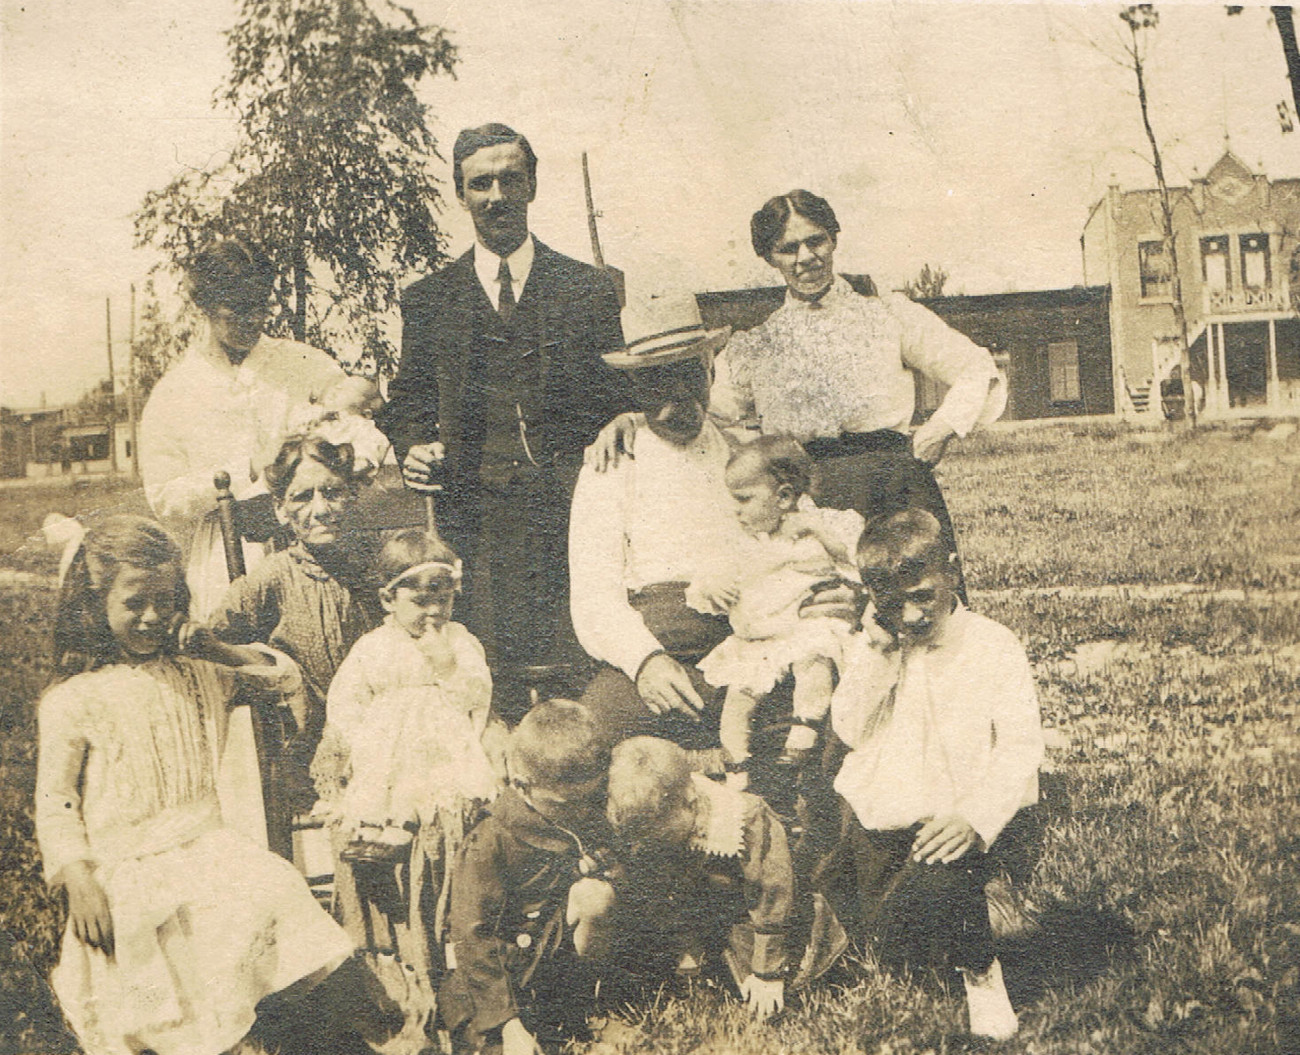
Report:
711,190,1005,587
139,240,388,620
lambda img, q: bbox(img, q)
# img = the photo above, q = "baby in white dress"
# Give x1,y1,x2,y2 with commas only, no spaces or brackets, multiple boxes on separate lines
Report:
687,436,863,783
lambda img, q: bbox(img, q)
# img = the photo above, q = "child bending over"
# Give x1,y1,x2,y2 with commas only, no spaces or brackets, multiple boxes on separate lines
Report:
830,509,1044,1041
35,517,364,1055
607,736,846,1021
441,699,617,1055
688,436,863,781
320,529,499,1022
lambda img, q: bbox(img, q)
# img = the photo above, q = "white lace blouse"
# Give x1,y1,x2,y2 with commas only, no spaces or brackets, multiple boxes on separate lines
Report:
711,276,1005,441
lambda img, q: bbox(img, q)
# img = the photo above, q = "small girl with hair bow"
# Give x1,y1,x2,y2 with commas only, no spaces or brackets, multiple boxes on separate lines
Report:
318,529,500,1019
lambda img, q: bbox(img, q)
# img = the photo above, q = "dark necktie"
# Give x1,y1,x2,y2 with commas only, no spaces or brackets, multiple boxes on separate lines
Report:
497,258,516,322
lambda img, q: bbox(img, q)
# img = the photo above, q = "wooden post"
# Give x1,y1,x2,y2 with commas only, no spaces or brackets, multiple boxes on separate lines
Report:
583,151,625,307
105,298,119,473
583,152,605,269
1268,318,1280,411
215,470,247,580
1217,323,1229,411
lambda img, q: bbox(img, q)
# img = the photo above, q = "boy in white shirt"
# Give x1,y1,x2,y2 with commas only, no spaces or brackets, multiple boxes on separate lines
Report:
830,509,1043,1041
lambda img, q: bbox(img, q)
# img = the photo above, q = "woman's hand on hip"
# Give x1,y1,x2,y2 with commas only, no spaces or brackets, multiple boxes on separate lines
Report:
911,418,956,465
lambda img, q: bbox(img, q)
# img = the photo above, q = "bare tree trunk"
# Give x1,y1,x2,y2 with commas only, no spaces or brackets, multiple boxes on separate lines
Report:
292,244,309,343
1126,15,1198,426
1275,7,1300,119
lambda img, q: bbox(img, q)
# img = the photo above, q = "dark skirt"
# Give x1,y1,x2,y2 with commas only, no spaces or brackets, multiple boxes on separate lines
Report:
805,429,967,601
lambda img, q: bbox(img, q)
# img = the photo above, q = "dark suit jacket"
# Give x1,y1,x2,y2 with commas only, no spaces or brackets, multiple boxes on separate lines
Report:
379,238,630,503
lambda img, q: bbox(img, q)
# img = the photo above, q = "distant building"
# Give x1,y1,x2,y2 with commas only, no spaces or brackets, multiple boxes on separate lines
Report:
1082,150,1300,418
696,279,1114,423
921,287,1113,421
0,405,132,479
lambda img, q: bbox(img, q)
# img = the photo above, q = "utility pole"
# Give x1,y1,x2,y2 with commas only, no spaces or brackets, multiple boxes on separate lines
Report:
582,151,625,306
128,284,140,478
105,297,119,473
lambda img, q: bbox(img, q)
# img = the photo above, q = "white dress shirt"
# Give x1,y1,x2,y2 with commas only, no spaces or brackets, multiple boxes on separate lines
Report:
712,276,1005,441
569,421,746,678
831,604,1043,847
471,235,535,311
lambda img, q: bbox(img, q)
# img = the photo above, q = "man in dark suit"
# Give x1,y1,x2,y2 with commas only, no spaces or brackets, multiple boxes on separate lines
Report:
380,123,631,720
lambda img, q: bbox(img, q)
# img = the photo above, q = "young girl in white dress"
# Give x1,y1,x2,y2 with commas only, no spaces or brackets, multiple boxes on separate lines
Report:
35,516,355,1055
687,436,864,783
318,529,499,1013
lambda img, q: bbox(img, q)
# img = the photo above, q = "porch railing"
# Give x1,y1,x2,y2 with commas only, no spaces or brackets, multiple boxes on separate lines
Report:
1203,286,1291,315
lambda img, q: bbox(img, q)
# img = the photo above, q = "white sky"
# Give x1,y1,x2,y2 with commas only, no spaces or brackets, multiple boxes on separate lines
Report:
2,0,1296,406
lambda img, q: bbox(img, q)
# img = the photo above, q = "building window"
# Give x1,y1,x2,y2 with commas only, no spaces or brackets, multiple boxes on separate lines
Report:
1048,341,1081,402
1201,235,1230,292
1240,233,1270,289
1139,240,1171,300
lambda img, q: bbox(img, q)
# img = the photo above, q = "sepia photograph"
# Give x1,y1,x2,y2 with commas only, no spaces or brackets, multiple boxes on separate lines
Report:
2,1,1299,1052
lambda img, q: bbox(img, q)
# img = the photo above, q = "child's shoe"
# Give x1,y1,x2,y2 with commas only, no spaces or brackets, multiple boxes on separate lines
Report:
962,957,1017,1040
779,721,819,765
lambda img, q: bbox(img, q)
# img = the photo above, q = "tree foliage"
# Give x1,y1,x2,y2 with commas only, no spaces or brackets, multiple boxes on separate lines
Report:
134,0,457,376
902,263,950,301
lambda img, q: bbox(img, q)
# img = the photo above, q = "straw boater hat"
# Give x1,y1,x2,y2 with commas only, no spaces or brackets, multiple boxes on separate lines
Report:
602,292,732,370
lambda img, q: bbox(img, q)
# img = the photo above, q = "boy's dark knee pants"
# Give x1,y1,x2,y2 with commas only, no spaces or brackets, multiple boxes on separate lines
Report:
849,824,994,975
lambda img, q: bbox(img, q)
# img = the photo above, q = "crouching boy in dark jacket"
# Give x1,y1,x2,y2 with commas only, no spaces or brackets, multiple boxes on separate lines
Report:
441,699,617,1055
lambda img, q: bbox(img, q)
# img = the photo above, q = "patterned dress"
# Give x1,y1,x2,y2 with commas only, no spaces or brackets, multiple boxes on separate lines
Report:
35,655,352,1055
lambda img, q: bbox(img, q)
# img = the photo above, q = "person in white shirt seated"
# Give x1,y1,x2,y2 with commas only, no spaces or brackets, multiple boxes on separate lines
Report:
829,508,1044,1041
569,297,856,751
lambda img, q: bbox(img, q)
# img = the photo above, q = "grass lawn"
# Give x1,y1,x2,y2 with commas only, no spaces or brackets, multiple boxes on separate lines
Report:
1,421,1298,1053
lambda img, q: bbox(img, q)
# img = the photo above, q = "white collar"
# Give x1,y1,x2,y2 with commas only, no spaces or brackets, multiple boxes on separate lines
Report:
687,772,747,858
473,234,535,307
781,273,854,313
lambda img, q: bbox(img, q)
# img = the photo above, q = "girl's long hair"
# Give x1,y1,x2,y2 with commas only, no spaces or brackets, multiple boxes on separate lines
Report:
53,516,189,678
